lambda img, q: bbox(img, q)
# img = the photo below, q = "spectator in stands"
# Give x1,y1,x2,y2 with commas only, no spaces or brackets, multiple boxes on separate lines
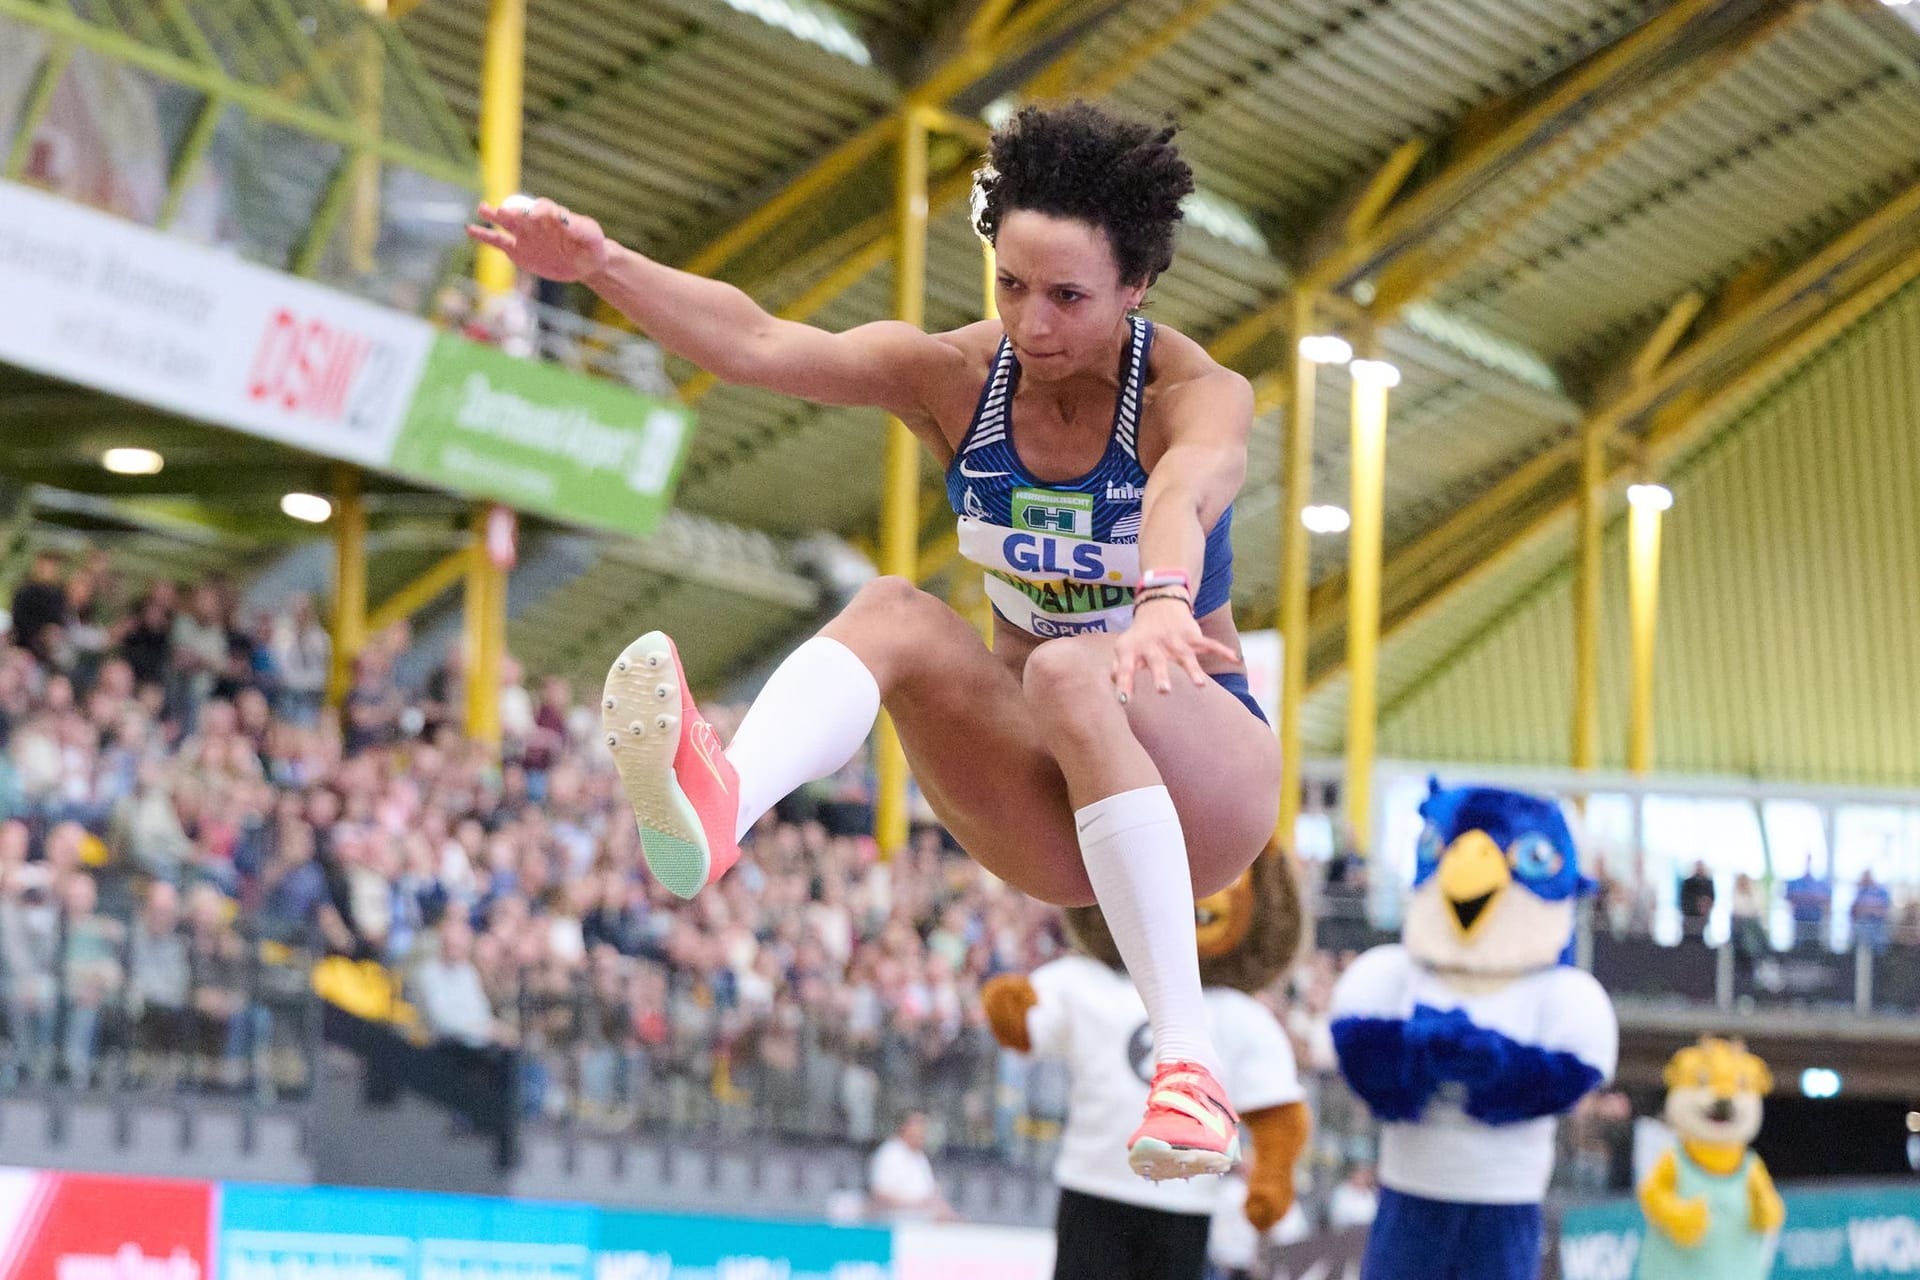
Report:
1327,1163,1381,1230
1786,859,1832,951
58,871,122,1085
9,551,68,668
1679,860,1716,942
0,861,58,1083
867,1111,957,1222
1851,870,1892,954
117,592,175,694
169,583,229,727
269,594,329,726
184,882,249,1086
1730,872,1770,972
127,880,191,1083
412,912,500,1049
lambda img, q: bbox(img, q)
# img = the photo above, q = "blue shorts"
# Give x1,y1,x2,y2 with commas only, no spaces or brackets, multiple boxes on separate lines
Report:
1361,1188,1543,1280
1210,670,1268,725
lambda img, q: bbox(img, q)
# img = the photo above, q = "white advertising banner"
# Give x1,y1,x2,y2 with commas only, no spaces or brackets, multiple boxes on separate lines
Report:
1236,627,1282,726
891,1222,1055,1280
0,180,434,466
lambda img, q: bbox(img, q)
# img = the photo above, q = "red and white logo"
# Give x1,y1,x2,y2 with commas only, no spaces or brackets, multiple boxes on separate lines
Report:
0,1170,212,1280
245,306,403,431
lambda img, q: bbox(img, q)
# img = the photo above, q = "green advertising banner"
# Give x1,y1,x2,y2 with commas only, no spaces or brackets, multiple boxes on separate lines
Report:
1559,1184,1920,1280
391,334,695,538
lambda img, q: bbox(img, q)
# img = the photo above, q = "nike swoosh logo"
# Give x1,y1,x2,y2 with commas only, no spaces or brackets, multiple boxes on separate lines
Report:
688,720,731,793
959,458,1011,479
1151,1088,1233,1140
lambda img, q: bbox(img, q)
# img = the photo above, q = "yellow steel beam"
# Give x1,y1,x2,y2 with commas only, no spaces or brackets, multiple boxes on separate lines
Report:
1214,0,1731,364
475,0,525,295
1343,362,1395,855
366,548,471,636
1276,293,1318,854
1305,0,1727,295
1370,1,1812,320
1305,437,1578,626
679,0,1086,279
677,164,978,406
327,467,368,706
1571,422,1605,771
874,108,931,858
961,0,1023,49
464,506,506,747
1342,139,1427,246
1629,290,1708,387
1625,493,1664,774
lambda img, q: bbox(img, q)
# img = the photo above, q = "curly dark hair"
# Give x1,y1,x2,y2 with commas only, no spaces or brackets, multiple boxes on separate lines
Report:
972,101,1194,288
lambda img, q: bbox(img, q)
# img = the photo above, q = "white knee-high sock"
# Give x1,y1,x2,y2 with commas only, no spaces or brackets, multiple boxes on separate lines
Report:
1075,785,1221,1075
724,636,882,841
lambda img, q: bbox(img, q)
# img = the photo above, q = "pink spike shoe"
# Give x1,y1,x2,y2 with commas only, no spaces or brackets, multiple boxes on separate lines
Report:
1127,1060,1242,1181
601,631,740,899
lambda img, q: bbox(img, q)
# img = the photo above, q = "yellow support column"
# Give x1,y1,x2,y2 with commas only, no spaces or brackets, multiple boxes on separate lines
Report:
349,1,387,274
873,107,930,858
327,466,367,706
475,0,525,295
464,506,507,748
1626,483,1671,774
1275,294,1325,852
1572,423,1605,772
1343,358,1399,856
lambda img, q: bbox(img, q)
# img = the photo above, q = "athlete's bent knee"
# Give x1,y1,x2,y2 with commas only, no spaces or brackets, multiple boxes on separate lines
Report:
842,575,932,619
1019,635,1113,710
825,576,964,689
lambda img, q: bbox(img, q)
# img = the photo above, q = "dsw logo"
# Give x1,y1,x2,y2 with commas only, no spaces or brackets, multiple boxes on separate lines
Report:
1852,1216,1920,1273
1559,1231,1639,1280
246,307,402,430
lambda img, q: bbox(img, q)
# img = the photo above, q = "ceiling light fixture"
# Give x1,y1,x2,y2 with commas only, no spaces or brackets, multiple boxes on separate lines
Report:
101,447,164,476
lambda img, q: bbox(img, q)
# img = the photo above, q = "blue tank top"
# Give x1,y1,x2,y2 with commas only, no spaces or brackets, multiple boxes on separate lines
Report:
942,317,1235,638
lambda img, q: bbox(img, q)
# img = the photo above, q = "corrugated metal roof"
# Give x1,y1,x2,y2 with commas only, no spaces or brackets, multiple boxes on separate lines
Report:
392,0,1920,785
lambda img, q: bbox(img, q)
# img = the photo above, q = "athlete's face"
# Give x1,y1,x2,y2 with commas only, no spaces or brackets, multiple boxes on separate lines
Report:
992,210,1146,383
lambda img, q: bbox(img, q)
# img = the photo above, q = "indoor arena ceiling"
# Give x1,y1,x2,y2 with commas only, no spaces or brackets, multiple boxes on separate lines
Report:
395,0,1920,726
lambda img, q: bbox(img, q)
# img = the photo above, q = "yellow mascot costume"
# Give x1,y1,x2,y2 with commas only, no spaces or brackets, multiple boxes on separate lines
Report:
983,842,1310,1280
1635,1037,1785,1280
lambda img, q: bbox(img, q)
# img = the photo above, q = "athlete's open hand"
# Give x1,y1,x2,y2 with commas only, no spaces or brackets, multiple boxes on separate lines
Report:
467,197,611,283
1111,598,1238,699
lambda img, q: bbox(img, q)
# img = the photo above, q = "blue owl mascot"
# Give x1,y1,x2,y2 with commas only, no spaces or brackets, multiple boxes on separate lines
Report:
1331,783,1619,1280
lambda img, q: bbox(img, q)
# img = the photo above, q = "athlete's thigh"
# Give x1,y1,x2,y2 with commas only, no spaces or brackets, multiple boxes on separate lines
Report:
1126,673,1281,897
837,600,1088,905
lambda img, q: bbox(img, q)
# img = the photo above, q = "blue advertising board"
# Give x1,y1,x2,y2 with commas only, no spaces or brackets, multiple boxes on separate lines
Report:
220,1182,596,1280
594,1208,893,1280
1559,1184,1920,1280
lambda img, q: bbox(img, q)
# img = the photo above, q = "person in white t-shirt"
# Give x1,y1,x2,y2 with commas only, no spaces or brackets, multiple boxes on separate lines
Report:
1327,1163,1380,1229
986,848,1309,1280
867,1112,957,1222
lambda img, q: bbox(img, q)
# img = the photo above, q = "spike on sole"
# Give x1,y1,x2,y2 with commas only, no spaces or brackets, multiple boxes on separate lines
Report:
601,631,711,899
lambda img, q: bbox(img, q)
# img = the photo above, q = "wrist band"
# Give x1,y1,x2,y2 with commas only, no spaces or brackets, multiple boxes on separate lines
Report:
1139,568,1192,593
1134,588,1193,612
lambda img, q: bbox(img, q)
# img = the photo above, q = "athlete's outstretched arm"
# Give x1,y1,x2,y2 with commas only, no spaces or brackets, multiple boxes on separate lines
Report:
1110,367,1250,694
467,198,963,420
